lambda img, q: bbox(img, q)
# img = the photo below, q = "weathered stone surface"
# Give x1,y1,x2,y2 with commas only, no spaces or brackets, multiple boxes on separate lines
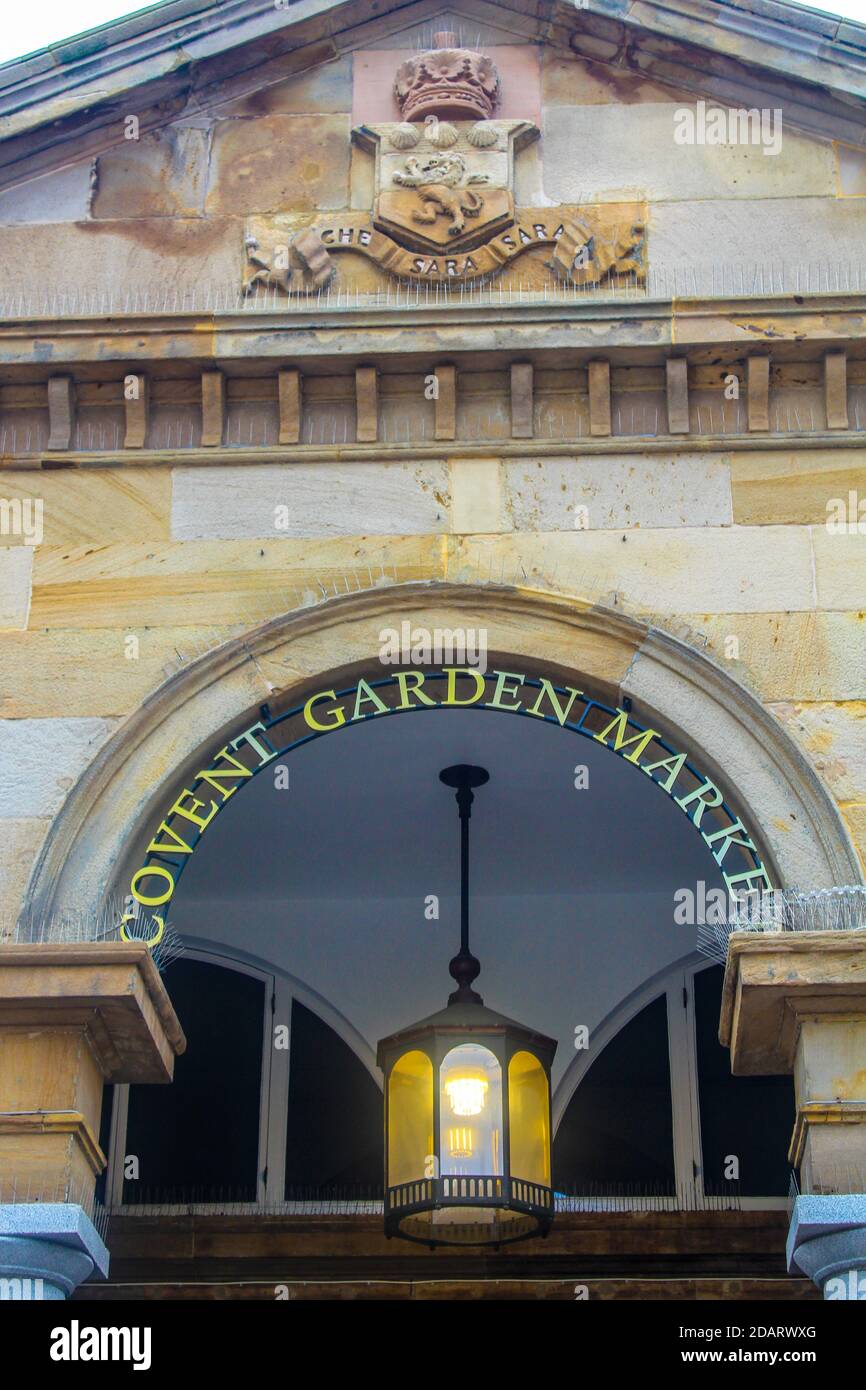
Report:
205,115,351,214
0,718,118,818
542,52,693,107
0,627,238,718
730,450,866,524
0,163,92,224
0,818,50,933
769,701,866,802
676,612,866,702
30,537,447,627
747,357,769,432
0,220,241,297
457,526,813,612
812,528,866,610
588,361,611,436
170,462,449,540
93,129,210,219
449,458,506,534
650,196,866,267
214,55,352,117
0,548,31,629
504,455,732,530
842,804,866,874
835,140,866,197
0,469,170,545
541,106,835,204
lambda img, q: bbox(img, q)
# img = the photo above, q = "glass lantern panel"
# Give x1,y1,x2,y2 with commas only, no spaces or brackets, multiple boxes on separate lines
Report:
508,1050,550,1187
388,1050,433,1188
439,1044,503,1177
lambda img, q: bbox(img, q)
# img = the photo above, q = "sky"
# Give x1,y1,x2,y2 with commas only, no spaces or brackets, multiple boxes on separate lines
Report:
0,0,864,65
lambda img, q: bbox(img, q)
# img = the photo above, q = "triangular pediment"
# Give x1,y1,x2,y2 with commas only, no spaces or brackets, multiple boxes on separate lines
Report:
0,0,864,192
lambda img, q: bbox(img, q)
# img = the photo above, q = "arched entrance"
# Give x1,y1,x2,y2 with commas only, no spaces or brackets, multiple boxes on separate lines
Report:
23,581,861,931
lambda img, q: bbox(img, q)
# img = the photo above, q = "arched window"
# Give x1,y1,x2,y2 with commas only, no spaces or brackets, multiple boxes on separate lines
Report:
105,958,384,1208
694,964,793,1196
284,999,382,1193
554,962,795,1205
554,995,676,1194
122,957,265,1202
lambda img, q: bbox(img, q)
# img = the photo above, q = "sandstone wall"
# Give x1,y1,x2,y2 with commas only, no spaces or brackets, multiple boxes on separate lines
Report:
0,34,864,926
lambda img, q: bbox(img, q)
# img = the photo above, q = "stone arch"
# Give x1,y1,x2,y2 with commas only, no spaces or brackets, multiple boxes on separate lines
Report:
22,580,862,928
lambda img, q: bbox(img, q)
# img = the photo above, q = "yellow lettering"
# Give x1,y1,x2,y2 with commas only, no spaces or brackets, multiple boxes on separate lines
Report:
703,818,756,866
196,746,255,802
146,822,194,856
443,667,485,706
120,911,165,947
641,751,688,795
594,709,659,764
304,689,346,731
352,678,390,720
675,778,724,828
395,670,436,710
231,721,278,765
486,670,525,711
170,788,219,831
130,864,175,907
526,678,582,726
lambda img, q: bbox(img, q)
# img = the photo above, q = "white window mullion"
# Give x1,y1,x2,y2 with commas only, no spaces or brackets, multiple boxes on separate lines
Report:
106,1082,129,1206
262,975,292,1207
666,976,703,1207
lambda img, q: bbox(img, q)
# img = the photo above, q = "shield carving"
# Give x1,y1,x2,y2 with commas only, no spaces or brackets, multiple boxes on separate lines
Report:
354,119,538,256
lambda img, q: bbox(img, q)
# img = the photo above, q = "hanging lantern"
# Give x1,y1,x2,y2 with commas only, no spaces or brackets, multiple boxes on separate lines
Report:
377,765,557,1247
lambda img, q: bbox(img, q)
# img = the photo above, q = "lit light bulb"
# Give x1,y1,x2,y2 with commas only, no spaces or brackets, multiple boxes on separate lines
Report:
448,1127,474,1159
445,1074,488,1116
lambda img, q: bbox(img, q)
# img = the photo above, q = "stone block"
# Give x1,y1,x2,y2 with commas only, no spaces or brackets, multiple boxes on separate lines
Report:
504,454,732,530
0,718,118,819
676,612,866,702
93,128,210,219
29,537,446,627
0,163,92,224
170,462,449,539
0,819,50,934
650,197,866,268
768,701,866,802
0,627,237,718
541,106,835,204
449,458,506,534
0,469,170,545
730,450,866,525
812,528,866,610
0,549,31,629
458,525,813,612
0,220,242,299
205,115,351,214
215,54,352,117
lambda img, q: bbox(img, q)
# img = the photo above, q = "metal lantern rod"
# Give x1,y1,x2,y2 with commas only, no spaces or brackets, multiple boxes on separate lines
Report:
439,763,489,1006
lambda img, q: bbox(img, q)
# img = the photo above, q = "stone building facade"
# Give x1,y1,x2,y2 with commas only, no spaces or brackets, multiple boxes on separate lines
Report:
0,0,864,1302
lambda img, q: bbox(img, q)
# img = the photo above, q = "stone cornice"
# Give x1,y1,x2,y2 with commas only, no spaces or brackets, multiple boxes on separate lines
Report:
2,432,863,473
0,293,863,369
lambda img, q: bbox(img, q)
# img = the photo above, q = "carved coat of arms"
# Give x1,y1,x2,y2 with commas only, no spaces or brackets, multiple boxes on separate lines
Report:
243,33,646,295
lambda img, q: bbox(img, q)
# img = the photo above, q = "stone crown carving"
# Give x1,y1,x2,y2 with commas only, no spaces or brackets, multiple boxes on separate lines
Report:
394,31,500,123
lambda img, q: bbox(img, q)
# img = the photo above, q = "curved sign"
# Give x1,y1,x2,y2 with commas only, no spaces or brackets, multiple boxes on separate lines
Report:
120,667,772,944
